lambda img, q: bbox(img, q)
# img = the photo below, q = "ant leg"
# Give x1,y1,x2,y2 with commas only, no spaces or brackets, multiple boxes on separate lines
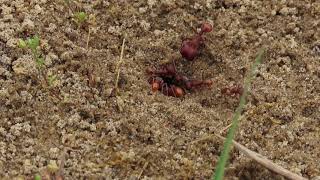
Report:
170,85,177,97
148,75,157,84
161,83,168,96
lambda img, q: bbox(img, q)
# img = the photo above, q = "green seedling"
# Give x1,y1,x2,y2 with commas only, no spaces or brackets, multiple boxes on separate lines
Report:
27,35,40,52
212,50,264,180
18,39,27,48
18,35,45,69
34,174,41,180
36,57,45,68
74,11,88,27
47,74,57,87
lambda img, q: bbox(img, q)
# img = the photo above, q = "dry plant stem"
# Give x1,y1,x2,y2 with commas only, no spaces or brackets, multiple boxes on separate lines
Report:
86,28,91,51
114,38,126,95
189,134,215,145
58,149,66,178
215,134,307,180
219,124,232,134
138,162,149,179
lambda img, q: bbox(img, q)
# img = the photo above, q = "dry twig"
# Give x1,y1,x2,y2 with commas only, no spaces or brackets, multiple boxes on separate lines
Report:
215,134,307,180
114,38,126,95
86,28,91,51
138,162,149,179
219,124,232,134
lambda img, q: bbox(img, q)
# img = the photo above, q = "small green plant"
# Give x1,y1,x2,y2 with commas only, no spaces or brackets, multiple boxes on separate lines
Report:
31,161,62,180
18,35,45,69
74,11,88,27
47,74,57,87
34,174,41,180
17,39,27,48
212,50,264,180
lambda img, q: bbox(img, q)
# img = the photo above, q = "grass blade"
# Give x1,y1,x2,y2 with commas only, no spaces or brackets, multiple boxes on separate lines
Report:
213,49,264,180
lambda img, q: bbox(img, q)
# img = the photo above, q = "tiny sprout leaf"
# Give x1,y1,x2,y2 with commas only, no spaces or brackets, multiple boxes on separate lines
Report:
18,39,27,48
36,57,45,68
27,35,40,50
34,174,41,180
48,75,57,86
74,12,88,24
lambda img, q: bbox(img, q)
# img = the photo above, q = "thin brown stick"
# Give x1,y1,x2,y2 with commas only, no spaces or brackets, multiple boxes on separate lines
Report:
215,134,307,180
138,162,149,179
114,38,126,96
57,149,66,178
219,124,232,134
86,27,91,51
189,134,215,145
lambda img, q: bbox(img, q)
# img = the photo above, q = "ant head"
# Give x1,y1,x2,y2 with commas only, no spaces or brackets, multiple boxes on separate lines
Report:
201,22,213,33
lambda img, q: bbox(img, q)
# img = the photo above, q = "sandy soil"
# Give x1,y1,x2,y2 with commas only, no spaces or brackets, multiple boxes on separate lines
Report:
0,0,319,179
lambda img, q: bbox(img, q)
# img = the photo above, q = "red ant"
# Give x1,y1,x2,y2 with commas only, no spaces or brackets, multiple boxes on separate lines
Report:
146,63,212,97
148,77,185,97
221,84,243,97
180,22,213,61
146,22,214,97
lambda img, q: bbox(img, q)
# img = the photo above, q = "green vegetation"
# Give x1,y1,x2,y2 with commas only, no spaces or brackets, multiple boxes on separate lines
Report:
18,35,45,69
213,50,265,180
74,11,88,27
47,74,57,87
34,174,41,180
18,35,59,87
